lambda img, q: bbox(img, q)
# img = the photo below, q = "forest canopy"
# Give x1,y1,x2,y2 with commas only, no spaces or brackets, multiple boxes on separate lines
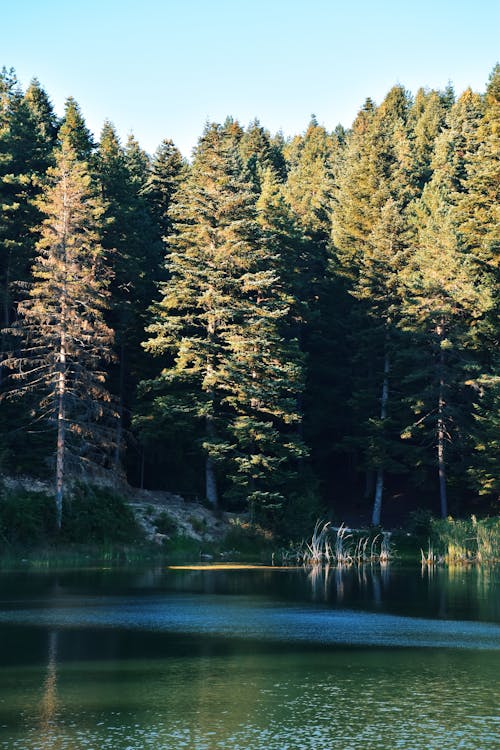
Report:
0,65,498,532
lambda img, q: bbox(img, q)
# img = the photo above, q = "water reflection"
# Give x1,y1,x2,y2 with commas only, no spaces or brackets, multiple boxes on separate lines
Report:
305,563,394,609
2,646,499,750
0,566,498,750
39,631,61,750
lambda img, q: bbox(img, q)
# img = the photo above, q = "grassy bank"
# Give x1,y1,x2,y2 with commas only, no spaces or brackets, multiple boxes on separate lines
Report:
425,515,500,565
0,484,276,569
0,482,498,569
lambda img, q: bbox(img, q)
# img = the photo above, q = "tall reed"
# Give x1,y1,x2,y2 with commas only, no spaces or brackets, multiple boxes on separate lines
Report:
295,521,393,567
429,515,500,565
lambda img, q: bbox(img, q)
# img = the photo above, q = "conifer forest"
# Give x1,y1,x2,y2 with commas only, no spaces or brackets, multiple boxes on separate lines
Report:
0,65,498,533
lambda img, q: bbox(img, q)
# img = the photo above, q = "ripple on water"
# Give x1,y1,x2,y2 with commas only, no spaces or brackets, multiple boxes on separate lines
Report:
2,658,499,750
0,595,500,649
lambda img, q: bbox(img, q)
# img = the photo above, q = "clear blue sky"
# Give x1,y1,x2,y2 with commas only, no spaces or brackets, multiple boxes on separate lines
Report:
4,0,499,157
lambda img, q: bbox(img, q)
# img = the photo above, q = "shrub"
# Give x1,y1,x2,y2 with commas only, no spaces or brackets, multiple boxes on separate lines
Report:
154,511,178,537
0,488,56,546
224,518,274,556
61,484,143,544
188,515,207,535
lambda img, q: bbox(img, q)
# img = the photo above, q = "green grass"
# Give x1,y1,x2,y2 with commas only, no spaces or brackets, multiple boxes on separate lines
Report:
430,515,500,564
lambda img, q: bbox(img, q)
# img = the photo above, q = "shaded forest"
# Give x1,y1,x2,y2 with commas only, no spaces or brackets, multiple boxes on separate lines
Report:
0,65,498,533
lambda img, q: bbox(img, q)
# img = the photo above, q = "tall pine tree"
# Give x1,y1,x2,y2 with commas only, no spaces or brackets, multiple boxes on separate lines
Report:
143,122,307,514
2,132,114,526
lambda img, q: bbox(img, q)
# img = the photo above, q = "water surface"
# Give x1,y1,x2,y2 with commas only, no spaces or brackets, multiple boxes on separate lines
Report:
0,565,498,749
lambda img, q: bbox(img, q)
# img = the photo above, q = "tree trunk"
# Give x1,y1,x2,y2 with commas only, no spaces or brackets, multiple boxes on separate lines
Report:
55,326,66,530
204,315,219,506
437,344,448,518
205,412,218,507
372,468,384,526
139,447,145,490
0,254,11,388
113,342,125,472
56,179,69,530
364,470,375,500
372,344,390,526
205,454,218,507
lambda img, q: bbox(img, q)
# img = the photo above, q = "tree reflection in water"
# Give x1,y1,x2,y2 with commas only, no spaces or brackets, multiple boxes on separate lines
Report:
39,630,59,749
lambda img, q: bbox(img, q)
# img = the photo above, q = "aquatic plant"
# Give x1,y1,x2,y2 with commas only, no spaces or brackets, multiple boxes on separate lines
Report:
425,515,500,565
295,521,393,567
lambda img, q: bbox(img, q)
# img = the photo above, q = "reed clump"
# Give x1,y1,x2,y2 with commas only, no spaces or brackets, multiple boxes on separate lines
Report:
284,521,393,567
425,515,500,566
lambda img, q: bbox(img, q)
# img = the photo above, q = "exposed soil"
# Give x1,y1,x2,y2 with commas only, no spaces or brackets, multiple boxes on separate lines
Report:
0,473,241,544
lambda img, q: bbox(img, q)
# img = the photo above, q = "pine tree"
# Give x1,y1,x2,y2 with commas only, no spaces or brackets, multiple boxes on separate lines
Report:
239,119,287,188
281,119,344,507
410,86,452,189
458,66,500,499
2,134,114,526
396,88,491,517
0,73,58,470
144,138,187,239
96,123,163,473
0,72,57,333
143,122,241,505
331,87,417,524
24,78,59,149
226,166,307,517
468,368,500,499
399,191,492,517
59,97,94,161
143,122,307,513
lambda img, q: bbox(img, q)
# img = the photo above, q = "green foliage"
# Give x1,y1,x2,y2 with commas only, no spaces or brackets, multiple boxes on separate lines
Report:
1,67,499,535
188,515,207,535
0,484,141,547
468,370,500,498
0,489,56,545
143,120,308,510
61,485,142,544
223,519,274,556
430,515,500,563
407,508,434,539
0,71,59,469
160,534,206,560
154,510,178,537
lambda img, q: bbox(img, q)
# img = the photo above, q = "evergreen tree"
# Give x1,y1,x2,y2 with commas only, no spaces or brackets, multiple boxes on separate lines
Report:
282,119,343,508
331,87,417,524
59,97,94,161
144,138,187,239
24,78,59,147
144,122,307,514
2,134,114,526
410,86,452,189
399,191,492,517
0,72,58,470
0,72,56,333
458,66,500,499
96,122,163,473
468,368,500,499
239,119,287,188
396,88,490,517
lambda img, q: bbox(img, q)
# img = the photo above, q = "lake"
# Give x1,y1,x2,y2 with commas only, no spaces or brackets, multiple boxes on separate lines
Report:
0,564,499,749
